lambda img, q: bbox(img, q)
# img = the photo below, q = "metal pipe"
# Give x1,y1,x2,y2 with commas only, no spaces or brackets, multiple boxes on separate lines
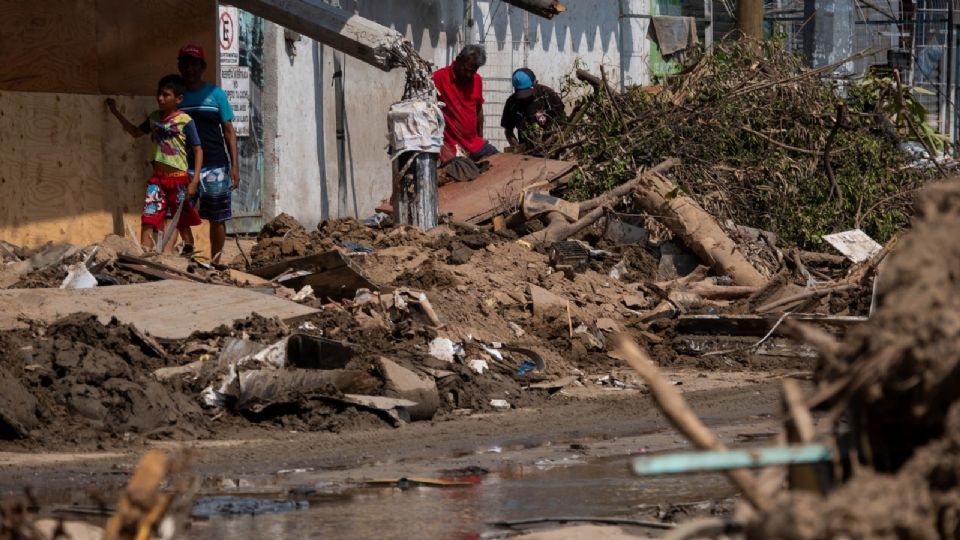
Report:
947,0,956,148
333,53,348,217
393,152,439,230
619,0,627,91
500,0,566,19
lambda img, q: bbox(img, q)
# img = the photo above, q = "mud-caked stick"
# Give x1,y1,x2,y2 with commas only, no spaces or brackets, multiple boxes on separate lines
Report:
611,334,772,512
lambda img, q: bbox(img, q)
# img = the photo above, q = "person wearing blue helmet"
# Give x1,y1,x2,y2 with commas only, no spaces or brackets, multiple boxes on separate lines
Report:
501,68,565,152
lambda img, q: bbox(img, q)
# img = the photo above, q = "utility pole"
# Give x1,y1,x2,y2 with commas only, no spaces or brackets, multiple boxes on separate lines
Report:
737,0,764,39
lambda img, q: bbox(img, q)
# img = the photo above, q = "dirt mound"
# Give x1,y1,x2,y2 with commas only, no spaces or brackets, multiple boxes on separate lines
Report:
819,182,960,471
394,261,458,290
749,180,960,538
315,218,432,250
0,314,207,447
248,213,318,266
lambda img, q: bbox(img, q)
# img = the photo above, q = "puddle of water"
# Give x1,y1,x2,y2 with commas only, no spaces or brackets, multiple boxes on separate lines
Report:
192,496,309,518
184,455,736,540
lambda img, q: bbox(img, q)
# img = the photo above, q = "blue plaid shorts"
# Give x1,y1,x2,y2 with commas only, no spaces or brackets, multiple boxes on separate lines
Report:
191,165,232,223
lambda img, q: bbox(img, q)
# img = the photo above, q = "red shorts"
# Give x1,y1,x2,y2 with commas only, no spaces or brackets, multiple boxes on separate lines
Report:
141,171,202,229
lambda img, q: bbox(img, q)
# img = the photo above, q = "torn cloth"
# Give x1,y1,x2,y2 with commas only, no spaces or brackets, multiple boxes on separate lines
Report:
648,16,698,56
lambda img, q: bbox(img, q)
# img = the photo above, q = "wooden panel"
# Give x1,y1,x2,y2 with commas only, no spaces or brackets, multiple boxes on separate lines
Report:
377,154,577,223
0,91,108,245
0,91,212,252
439,153,576,223
96,0,218,95
0,0,216,95
0,281,319,340
0,0,99,93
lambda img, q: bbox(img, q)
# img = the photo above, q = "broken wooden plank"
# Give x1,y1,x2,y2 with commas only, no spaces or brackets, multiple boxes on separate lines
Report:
0,281,319,340
117,254,207,283
378,153,576,224
248,250,377,299
676,313,867,337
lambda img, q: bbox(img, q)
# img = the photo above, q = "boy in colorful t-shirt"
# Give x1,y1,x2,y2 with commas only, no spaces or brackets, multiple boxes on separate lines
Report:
106,74,203,252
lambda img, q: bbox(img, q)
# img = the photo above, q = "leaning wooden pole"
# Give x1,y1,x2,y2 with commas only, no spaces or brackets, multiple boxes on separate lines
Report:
501,0,566,19
612,335,771,512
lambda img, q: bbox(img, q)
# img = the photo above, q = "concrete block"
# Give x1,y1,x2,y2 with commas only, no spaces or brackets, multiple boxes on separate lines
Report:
376,357,439,421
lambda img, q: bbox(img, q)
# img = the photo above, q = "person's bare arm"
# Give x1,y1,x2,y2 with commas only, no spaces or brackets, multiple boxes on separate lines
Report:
188,146,203,197
223,121,240,190
105,99,145,138
505,129,519,147
476,104,485,138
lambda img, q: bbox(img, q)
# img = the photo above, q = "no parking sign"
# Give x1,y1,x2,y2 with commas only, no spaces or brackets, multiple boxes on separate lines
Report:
219,5,239,66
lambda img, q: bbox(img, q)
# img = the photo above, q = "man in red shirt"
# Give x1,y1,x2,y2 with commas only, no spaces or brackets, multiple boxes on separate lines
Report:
432,45,498,163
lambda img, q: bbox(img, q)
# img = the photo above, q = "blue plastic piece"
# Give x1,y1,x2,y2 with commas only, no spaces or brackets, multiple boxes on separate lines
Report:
631,444,832,476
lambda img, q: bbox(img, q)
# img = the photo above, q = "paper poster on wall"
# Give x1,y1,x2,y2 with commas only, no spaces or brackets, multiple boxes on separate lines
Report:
219,5,240,66
221,66,250,137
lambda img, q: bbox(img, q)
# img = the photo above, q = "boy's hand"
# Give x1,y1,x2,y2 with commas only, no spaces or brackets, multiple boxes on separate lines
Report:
230,167,240,191
187,181,199,198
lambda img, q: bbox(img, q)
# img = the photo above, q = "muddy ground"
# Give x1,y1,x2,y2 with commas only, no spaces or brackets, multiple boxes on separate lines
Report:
0,379,783,539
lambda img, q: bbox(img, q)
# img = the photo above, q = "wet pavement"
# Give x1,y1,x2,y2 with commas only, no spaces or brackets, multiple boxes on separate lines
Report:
184,453,735,539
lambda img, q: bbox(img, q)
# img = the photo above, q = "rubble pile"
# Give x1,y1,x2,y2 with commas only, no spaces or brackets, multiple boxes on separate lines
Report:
747,180,960,539
547,38,947,248
0,314,207,444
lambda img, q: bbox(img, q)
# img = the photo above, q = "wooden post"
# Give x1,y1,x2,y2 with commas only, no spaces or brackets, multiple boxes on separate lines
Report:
737,0,764,39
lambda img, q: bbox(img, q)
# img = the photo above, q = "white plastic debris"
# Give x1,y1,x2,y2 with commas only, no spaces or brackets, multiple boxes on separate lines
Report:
823,229,883,263
608,260,628,281
508,322,525,338
482,346,504,362
60,261,98,289
428,337,462,363
468,359,489,375
489,399,511,410
292,285,315,302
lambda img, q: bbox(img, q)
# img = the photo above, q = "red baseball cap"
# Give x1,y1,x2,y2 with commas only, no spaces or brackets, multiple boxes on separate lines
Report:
178,44,206,63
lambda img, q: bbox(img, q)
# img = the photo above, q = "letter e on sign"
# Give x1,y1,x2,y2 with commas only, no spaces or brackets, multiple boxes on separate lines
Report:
219,5,240,66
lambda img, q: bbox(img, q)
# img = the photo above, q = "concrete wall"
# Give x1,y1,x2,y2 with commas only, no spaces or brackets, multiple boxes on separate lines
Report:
262,0,660,227
265,0,464,228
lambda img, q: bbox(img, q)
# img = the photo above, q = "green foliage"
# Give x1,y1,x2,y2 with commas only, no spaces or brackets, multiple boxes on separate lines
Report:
553,39,944,249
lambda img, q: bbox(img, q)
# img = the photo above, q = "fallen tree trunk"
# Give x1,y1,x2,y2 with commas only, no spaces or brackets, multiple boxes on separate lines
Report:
631,172,767,287
580,158,678,213
686,281,761,300
519,159,679,245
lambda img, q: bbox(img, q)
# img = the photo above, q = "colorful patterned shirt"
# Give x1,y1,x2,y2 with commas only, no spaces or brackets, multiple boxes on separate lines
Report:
138,111,201,171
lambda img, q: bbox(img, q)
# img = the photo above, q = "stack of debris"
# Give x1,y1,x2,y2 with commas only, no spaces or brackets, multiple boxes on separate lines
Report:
543,38,949,249
598,179,960,539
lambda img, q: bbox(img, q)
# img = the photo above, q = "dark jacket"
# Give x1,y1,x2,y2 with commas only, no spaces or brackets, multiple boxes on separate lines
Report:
500,83,565,147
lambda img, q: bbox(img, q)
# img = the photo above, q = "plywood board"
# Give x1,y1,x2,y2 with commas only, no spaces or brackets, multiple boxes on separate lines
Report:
0,281,319,340
378,154,576,224
0,91,212,253
0,91,110,246
440,153,575,223
0,0,216,96
96,0,218,96
0,0,99,93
